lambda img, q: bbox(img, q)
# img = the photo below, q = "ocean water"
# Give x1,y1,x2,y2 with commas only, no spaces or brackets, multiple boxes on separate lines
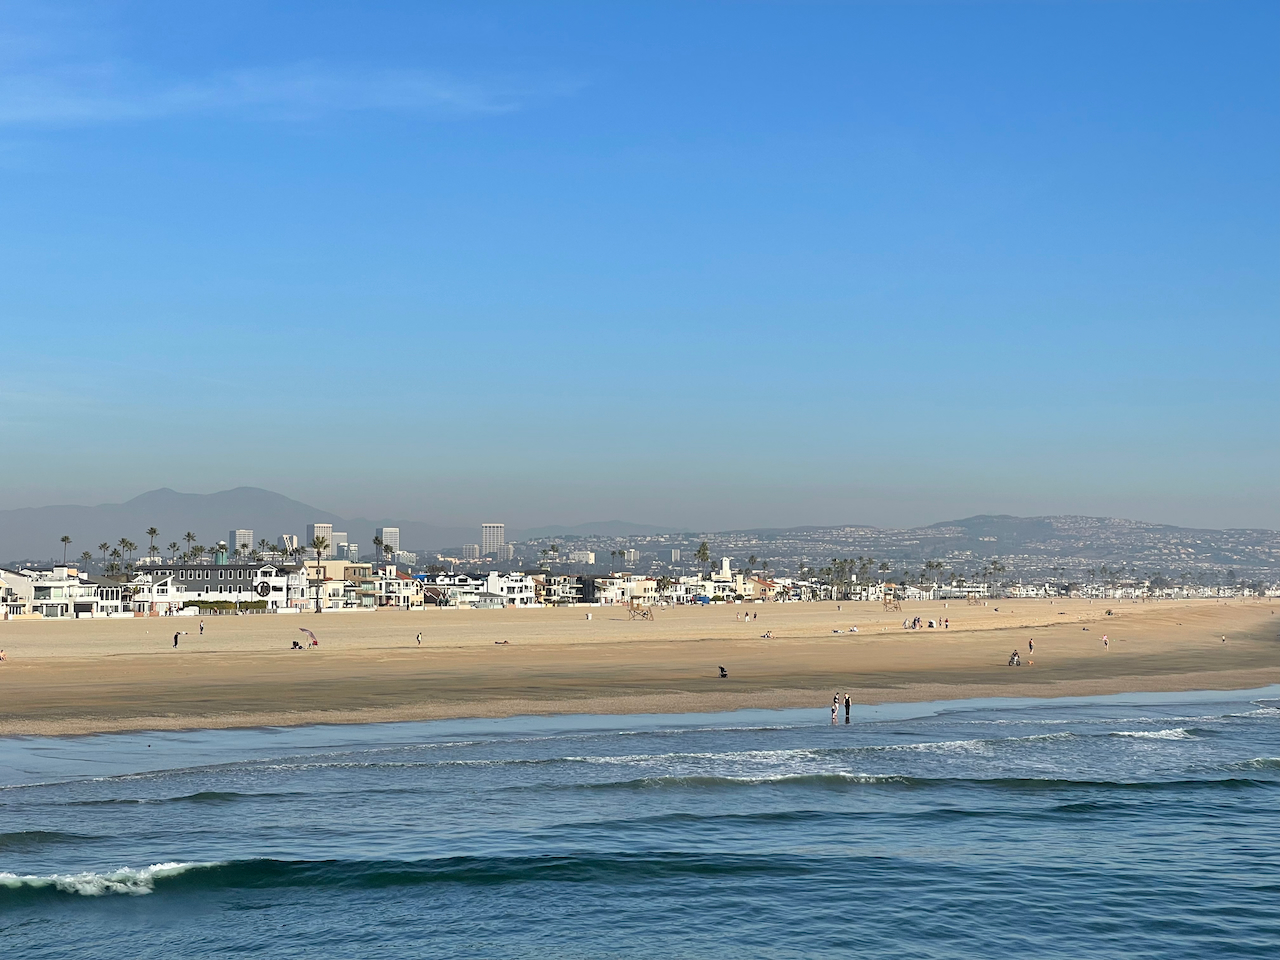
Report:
2,688,1279,959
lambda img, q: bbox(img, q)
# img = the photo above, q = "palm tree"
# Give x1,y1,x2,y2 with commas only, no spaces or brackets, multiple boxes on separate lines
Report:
383,543,394,565
183,532,197,557
696,541,710,567
761,560,768,575
60,535,72,563
99,542,110,567
169,541,179,561
79,550,93,569
372,536,383,564
146,527,159,559
310,535,329,562
258,538,270,556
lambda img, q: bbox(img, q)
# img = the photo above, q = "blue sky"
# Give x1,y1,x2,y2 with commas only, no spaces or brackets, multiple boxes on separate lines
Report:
1,1,1276,530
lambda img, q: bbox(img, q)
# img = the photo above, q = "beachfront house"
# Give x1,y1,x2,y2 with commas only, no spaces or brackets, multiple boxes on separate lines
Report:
161,561,295,610
0,566,124,618
484,571,539,607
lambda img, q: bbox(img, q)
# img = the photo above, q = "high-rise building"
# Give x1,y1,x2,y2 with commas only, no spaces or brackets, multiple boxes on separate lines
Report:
481,523,505,557
623,549,639,565
306,523,334,558
497,544,515,561
229,529,253,555
336,542,360,561
568,550,596,564
667,549,681,563
462,544,481,560
376,527,400,554
278,534,298,552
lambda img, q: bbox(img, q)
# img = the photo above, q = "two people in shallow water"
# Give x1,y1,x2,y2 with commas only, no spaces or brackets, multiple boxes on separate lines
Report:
830,693,851,723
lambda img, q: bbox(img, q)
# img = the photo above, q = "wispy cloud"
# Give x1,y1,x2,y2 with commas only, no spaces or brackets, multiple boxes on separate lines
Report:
0,61,543,125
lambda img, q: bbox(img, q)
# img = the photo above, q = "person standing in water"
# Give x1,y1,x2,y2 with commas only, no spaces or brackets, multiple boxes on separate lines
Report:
844,694,851,724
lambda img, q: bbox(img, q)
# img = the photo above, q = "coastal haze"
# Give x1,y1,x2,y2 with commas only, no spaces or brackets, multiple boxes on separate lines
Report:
4,486,1277,587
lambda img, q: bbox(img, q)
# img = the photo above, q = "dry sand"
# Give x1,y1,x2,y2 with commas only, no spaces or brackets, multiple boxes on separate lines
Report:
1,598,1278,735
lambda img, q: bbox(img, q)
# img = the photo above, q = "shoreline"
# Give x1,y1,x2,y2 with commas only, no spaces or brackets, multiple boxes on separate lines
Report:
4,668,1279,740
2,598,1276,737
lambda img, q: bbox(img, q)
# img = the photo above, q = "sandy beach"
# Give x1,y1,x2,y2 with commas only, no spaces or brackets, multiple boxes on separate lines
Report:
0,598,1277,735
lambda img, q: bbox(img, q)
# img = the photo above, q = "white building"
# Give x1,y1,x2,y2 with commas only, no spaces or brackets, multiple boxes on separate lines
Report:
485,571,538,606
0,567,124,618
623,549,639,565
336,542,361,562
462,544,481,560
229,529,254,555
163,561,296,609
482,523,505,557
376,527,400,553
377,566,423,610
306,523,334,557
278,534,298,552
667,549,680,563
568,550,596,564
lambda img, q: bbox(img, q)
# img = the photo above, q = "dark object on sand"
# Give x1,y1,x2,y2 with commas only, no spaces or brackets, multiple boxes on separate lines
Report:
718,666,728,678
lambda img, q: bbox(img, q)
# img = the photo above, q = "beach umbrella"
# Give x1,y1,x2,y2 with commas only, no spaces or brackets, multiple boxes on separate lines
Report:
299,628,319,646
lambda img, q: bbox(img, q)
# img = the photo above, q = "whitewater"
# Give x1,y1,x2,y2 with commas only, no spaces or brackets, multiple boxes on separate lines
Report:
2,688,1278,958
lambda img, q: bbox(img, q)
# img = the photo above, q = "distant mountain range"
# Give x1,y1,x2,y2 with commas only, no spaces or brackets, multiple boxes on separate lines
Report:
1,489,1275,574
0,487,684,564
0,488,469,563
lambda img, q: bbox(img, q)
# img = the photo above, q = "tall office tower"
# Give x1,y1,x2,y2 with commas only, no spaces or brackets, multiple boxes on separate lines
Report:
481,523,505,557
623,549,639,564
497,544,515,561
667,549,681,563
229,529,254,555
331,533,348,552
306,523,334,558
376,527,400,554
278,534,298,552
336,542,360,562
462,544,481,560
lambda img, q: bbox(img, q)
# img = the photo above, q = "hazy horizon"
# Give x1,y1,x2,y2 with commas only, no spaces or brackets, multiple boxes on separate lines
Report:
1,484,1277,536
3,2,1276,531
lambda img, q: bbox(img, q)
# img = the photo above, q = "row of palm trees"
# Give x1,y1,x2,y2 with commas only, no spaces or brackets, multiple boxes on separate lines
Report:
56,527,354,579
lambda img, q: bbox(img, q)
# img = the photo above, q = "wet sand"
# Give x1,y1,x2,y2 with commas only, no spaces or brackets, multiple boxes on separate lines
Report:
1,598,1277,735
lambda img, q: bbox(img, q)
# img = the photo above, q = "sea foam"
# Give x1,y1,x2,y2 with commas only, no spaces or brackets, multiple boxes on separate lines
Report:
0,861,211,896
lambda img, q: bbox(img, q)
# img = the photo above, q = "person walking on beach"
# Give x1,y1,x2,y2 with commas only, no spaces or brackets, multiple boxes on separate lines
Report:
1102,635,1109,650
1028,638,1034,654
173,631,187,648
416,632,422,646
199,619,204,635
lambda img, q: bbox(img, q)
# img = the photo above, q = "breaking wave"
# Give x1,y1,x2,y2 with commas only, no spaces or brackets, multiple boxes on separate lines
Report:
0,861,213,897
